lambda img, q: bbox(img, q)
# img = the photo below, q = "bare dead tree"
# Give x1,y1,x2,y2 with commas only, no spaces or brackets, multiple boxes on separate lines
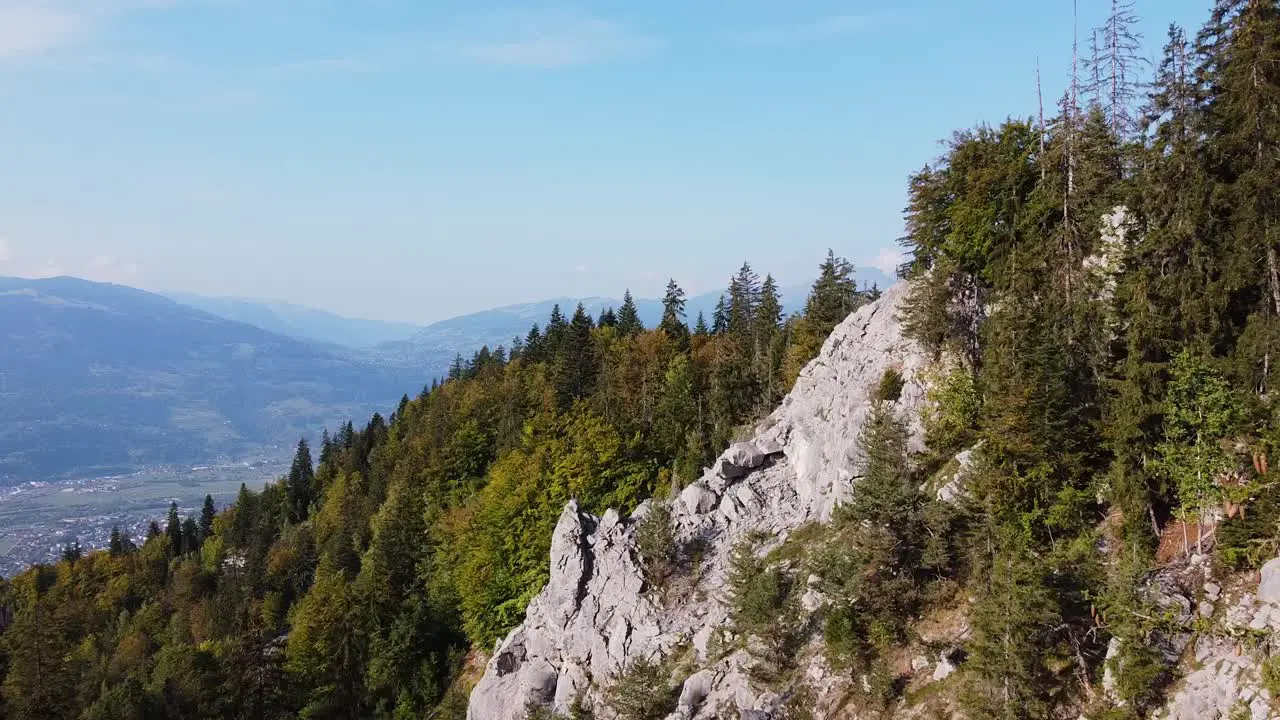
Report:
1088,0,1149,139
1034,59,1044,180
1068,0,1080,200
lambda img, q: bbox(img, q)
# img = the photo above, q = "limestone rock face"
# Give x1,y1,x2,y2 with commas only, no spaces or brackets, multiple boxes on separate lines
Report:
467,282,931,719
1155,560,1280,720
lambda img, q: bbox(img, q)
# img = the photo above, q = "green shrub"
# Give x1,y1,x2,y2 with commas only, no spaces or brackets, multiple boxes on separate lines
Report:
606,658,677,720
1262,655,1280,698
635,501,678,587
727,538,803,681
728,541,794,634
875,367,905,403
1109,640,1171,711
923,366,979,458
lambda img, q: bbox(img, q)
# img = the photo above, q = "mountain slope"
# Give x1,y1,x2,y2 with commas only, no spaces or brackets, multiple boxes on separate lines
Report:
166,292,421,349
0,276,419,481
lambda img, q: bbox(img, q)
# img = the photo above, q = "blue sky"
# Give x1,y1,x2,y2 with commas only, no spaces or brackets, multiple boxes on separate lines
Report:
0,0,1210,323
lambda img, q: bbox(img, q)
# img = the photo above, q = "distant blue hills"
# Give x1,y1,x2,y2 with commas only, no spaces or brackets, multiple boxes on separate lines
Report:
0,276,418,482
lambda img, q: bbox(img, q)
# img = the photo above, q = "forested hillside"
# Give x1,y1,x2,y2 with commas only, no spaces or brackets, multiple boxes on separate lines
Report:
0,0,1277,717
891,0,1280,714
0,257,874,719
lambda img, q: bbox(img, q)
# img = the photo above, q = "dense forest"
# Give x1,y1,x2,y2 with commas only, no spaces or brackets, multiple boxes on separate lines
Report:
1,0,1277,717
0,255,876,719
892,0,1280,715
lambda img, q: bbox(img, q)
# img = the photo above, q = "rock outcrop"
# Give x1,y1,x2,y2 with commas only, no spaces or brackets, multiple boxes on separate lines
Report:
1154,556,1280,720
467,282,931,719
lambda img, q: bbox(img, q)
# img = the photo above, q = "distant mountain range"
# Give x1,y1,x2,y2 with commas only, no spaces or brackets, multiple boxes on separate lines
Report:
2,267,892,482
373,266,895,374
165,292,421,348
0,276,422,483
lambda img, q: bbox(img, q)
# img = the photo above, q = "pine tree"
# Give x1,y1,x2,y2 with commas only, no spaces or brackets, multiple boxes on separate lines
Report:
554,304,599,408
755,275,784,405
1200,0,1280,392
712,295,729,334
108,526,125,557
60,539,82,564
200,494,216,541
524,323,545,363
805,250,859,333
659,279,689,348
598,306,618,328
693,311,709,336
617,291,644,336
166,501,183,555
181,516,200,554
545,305,569,358
319,428,335,467
726,262,761,340
286,438,315,524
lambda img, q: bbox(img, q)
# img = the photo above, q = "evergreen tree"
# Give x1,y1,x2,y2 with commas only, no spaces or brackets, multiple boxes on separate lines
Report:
754,275,784,405
60,539,82,564
617,291,644,336
693,311,709,336
660,278,691,348
524,323,545,363
1202,0,1280,392
805,250,859,333
726,262,761,340
598,307,618,328
166,501,183,555
200,494,216,541
712,295,729,334
286,438,315,524
545,304,569,358
181,516,200,554
554,304,599,408
319,428,337,468
108,526,125,557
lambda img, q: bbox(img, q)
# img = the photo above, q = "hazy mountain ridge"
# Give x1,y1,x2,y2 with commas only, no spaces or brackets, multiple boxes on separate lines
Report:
377,267,893,374
166,292,423,349
0,276,420,483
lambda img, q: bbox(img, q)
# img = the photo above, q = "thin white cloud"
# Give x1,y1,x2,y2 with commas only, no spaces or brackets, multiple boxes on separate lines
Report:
868,247,905,278
0,5,89,59
0,240,141,281
0,0,189,64
442,11,652,68
734,14,873,47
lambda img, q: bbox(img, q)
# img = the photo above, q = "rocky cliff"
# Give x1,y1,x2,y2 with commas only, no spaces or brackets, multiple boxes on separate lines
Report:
467,282,933,719
465,278,1280,720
